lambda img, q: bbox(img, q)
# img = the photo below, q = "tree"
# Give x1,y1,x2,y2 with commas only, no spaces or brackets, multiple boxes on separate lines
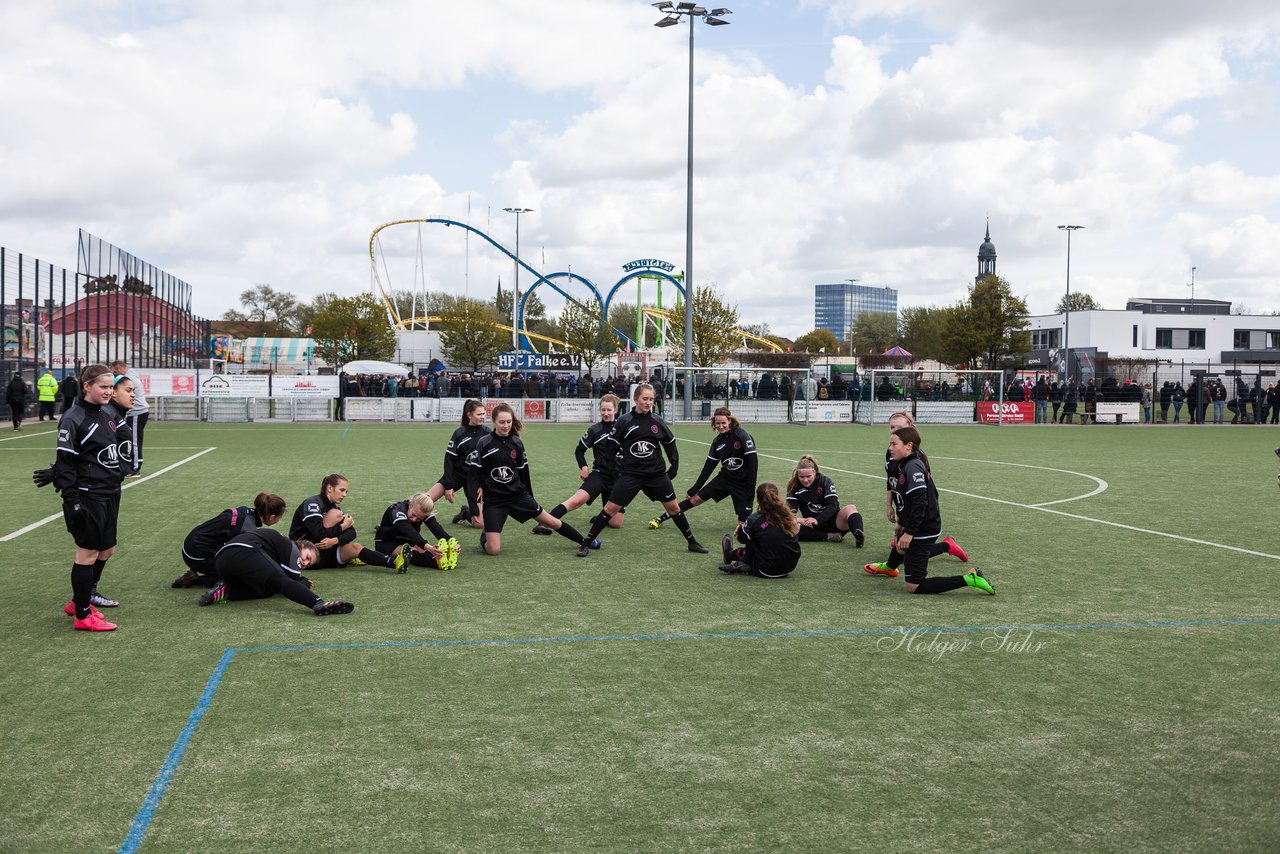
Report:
665,285,741,367
495,288,551,341
226,284,302,336
849,311,899,354
899,306,949,362
309,294,397,367
792,328,841,354
1056,292,1102,313
437,297,508,372
606,301,641,348
968,275,1031,367
938,303,984,367
557,299,613,374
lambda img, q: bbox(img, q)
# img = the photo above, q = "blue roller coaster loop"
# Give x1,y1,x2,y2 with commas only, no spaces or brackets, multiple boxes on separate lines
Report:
388,218,683,353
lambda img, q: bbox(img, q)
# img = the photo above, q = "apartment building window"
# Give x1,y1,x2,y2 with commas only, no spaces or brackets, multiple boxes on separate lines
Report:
1156,328,1205,349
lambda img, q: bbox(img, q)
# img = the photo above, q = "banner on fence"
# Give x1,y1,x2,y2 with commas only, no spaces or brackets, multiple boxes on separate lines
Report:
976,400,1031,424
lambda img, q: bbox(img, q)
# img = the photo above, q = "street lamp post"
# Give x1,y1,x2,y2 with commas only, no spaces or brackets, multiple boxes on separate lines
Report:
1058,224,1084,384
653,2,731,419
503,207,534,351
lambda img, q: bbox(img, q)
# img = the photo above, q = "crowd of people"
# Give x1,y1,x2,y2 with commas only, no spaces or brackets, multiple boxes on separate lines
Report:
1002,374,1280,425
37,369,996,632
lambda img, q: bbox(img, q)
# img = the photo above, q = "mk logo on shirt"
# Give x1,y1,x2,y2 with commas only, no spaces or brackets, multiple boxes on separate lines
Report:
491,466,515,484
632,441,656,458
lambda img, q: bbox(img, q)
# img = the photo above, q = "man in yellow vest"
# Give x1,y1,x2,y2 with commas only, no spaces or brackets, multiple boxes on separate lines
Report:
36,369,58,421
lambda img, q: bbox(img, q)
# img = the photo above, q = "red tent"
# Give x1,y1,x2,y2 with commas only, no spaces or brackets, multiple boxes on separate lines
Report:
882,345,913,358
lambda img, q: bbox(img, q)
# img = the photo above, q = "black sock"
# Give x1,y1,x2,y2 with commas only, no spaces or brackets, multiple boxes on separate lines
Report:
92,558,107,586
929,542,949,558
886,550,903,569
671,512,697,543
337,527,357,545
584,511,611,543
911,576,967,594
556,521,586,545
425,516,448,540
71,563,94,618
280,579,322,609
850,512,864,534
359,547,394,568
550,504,567,519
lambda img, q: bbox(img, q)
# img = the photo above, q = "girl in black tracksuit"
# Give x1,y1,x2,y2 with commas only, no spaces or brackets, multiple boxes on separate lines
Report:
200,528,353,616
465,402,588,556
428,399,489,527
650,407,758,530
289,473,404,572
46,365,131,630
785,454,864,546
577,383,708,557
375,492,450,569
174,492,287,588
719,482,802,578
532,393,626,537
882,425,993,595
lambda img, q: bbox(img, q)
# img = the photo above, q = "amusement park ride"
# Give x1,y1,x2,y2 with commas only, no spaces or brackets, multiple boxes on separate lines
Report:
368,219,782,354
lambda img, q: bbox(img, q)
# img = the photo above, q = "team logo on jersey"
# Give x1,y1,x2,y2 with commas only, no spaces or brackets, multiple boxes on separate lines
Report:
807,502,824,514
116,439,134,463
510,450,517,459
733,441,740,449
307,502,320,513
491,466,515,484
724,458,743,471
650,424,659,434
108,420,118,432
632,440,656,458
911,472,925,484
59,429,69,443
745,439,754,449
816,486,824,495
96,444,120,468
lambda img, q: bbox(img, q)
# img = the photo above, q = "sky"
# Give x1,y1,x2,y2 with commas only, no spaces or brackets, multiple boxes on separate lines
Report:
3,0,1280,339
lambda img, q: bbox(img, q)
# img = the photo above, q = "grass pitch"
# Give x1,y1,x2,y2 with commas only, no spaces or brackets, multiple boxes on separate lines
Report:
1,419,1278,852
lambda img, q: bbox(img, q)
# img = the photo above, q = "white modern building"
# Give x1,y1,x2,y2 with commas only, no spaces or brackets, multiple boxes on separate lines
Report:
1024,297,1280,379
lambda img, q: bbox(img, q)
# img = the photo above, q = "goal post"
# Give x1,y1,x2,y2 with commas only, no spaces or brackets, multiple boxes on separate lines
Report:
857,369,1006,424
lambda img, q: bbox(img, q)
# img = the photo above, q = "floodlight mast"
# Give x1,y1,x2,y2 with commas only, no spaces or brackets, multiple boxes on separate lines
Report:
651,1,732,418
503,207,534,350
1058,224,1084,384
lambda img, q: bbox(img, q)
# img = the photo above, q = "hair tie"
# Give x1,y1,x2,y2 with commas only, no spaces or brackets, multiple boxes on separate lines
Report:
113,375,126,386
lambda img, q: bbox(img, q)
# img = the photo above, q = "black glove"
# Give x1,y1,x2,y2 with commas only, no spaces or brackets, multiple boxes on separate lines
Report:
33,468,54,488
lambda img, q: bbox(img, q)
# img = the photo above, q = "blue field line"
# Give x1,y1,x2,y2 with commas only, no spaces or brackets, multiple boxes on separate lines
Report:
118,648,237,854
117,615,1280,852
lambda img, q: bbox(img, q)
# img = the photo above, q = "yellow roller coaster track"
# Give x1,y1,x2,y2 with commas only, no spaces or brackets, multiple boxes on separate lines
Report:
639,306,784,353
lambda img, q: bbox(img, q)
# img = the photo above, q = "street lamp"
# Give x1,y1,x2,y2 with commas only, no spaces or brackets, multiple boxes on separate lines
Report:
653,1,731,419
503,206,534,351
1058,224,1084,384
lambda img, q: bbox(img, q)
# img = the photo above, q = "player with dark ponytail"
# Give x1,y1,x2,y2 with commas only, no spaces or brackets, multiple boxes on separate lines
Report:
428,399,489,527
649,407,757,532
290,474,406,572
531,393,623,541
873,425,993,595
172,492,288,588
719,482,802,578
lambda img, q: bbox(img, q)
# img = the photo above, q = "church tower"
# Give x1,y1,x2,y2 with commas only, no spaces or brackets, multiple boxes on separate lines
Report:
976,220,997,282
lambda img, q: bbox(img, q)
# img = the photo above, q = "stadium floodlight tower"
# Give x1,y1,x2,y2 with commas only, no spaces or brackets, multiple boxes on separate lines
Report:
1058,224,1084,384
652,1,731,419
503,207,534,350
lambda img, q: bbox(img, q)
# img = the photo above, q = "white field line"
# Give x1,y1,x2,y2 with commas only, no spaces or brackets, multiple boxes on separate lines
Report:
0,447,216,542
0,429,56,443
678,437,1280,562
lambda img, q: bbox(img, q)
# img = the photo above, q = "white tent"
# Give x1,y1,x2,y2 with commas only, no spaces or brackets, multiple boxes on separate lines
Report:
341,359,410,376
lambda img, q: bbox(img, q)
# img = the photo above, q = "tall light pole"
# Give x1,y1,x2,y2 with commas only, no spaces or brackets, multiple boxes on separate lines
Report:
1187,265,1197,304
653,2,731,419
503,207,533,350
1058,225,1084,384
844,277,859,356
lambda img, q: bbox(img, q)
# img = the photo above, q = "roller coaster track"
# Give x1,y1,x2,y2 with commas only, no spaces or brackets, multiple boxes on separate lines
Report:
638,306,783,353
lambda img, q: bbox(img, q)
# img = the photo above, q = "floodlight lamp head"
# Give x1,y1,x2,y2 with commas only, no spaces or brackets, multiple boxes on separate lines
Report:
676,2,697,10
705,14,729,24
655,15,679,26
709,7,731,14
652,1,674,8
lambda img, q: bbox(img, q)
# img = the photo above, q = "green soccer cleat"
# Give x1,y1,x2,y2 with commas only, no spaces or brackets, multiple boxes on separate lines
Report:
437,537,460,570
964,568,995,595
347,557,367,567
648,516,664,529
393,549,409,574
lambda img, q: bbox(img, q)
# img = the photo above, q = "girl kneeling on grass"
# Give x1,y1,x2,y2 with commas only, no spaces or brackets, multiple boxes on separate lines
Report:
289,474,406,573
718,483,802,579
875,425,994,595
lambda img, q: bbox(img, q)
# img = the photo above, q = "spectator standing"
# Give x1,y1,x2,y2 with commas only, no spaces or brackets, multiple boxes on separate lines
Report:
37,369,59,420
1031,376,1050,423
1061,382,1078,424
1173,382,1186,423
1158,382,1173,423
1142,383,1153,424
6,372,28,431
1049,381,1064,423
1211,379,1227,424
60,372,78,414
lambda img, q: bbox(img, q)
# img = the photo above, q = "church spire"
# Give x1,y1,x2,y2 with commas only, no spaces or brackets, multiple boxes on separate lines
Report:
976,219,997,282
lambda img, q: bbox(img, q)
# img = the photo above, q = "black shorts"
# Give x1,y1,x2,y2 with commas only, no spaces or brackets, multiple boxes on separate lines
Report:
180,545,217,576
609,472,676,507
696,475,754,521
902,534,940,585
579,471,616,505
434,474,462,492
483,493,543,534
796,522,837,542
63,493,120,551
313,546,349,570
214,546,287,599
